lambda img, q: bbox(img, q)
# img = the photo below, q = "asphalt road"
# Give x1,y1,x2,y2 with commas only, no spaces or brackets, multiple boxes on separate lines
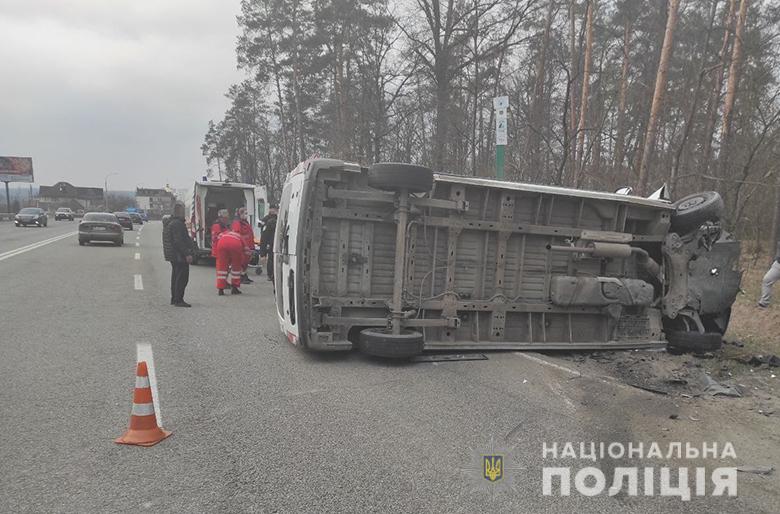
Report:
0,220,774,512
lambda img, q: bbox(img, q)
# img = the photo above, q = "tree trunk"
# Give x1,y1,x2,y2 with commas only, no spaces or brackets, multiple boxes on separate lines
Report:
567,0,579,185
574,0,593,187
670,0,719,197
613,19,632,175
700,0,737,183
527,0,556,176
637,0,682,195
718,0,749,177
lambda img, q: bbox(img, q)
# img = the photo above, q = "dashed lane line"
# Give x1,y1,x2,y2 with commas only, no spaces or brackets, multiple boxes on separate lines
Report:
136,343,162,426
134,274,144,290
134,252,140,260
0,231,77,262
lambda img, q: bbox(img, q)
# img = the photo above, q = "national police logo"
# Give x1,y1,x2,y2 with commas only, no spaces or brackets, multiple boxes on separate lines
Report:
483,455,503,482
460,436,525,501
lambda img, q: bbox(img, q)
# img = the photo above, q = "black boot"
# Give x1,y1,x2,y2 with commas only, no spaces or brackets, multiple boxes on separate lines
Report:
241,274,253,284
218,289,225,296
231,286,242,295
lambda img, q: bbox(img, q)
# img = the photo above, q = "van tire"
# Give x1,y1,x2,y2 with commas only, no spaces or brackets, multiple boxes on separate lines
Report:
368,163,434,194
665,330,722,353
358,328,425,359
670,191,724,235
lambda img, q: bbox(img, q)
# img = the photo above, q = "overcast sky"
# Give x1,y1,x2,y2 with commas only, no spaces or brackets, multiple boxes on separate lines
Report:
0,0,243,191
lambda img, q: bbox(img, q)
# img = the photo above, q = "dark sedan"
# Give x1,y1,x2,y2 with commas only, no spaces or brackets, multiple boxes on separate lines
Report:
79,213,124,246
15,207,48,227
128,212,143,224
114,212,134,230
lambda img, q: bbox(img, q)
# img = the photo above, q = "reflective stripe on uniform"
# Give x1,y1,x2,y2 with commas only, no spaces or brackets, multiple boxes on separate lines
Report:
131,402,156,417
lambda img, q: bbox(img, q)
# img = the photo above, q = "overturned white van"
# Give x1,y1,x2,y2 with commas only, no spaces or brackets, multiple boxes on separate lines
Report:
275,159,741,358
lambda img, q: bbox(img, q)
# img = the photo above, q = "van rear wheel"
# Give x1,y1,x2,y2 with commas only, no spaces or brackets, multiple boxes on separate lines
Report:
368,163,434,194
670,191,724,235
358,328,424,359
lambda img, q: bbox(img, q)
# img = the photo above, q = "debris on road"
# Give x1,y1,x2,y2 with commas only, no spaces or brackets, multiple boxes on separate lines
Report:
736,466,775,476
737,354,780,367
701,375,742,398
411,353,488,363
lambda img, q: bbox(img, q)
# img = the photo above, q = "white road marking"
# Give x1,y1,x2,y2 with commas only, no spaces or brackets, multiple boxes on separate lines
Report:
135,242,140,247
134,274,144,290
136,343,162,426
134,252,141,260
513,352,581,376
513,352,651,395
0,231,77,262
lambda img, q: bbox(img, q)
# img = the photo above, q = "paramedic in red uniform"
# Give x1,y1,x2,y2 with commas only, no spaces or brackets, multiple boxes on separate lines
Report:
214,229,247,296
231,207,254,284
210,209,230,257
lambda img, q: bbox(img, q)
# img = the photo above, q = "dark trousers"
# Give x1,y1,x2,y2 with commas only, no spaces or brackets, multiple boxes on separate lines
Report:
170,261,190,303
266,250,274,282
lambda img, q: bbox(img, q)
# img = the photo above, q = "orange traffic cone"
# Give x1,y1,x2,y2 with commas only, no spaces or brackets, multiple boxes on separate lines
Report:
115,361,171,447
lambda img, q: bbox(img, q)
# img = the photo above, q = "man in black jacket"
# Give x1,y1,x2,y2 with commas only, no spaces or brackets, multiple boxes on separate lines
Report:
259,207,278,283
163,203,195,307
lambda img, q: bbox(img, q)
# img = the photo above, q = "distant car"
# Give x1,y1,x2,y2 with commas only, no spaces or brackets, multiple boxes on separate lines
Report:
55,207,75,221
114,212,134,230
128,212,143,224
79,212,123,246
15,207,47,227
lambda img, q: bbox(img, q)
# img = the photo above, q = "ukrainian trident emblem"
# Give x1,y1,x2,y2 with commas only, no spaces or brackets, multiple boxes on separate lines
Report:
483,455,503,482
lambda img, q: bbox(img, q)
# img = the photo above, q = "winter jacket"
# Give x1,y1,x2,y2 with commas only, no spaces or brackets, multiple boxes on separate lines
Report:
163,215,194,262
260,214,277,250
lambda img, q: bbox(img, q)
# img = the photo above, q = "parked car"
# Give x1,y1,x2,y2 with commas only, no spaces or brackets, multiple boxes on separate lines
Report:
78,213,124,246
274,159,741,359
127,212,143,225
14,207,47,227
55,207,75,221
114,212,134,230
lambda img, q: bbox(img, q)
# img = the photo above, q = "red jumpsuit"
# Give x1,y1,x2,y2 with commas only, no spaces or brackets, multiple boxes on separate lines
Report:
211,221,229,257
231,218,254,274
215,230,246,289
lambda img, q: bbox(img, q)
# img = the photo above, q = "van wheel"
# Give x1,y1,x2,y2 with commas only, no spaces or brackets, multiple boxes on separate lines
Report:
368,163,434,194
358,328,424,359
666,330,722,353
670,191,724,235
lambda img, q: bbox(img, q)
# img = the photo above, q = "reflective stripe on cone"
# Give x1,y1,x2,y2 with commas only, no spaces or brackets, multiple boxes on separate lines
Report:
115,361,171,447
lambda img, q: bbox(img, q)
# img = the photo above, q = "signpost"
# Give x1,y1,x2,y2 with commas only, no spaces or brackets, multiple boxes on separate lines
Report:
0,157,34,213
493,96,509,180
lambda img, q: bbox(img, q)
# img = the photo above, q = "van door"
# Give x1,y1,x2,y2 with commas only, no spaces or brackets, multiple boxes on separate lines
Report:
276,173,305,344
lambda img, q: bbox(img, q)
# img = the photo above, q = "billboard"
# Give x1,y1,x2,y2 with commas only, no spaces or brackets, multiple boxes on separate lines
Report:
0,156,34,183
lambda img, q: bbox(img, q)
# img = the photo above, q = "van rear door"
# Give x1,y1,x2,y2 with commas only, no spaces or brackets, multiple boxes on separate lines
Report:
276,173,305,343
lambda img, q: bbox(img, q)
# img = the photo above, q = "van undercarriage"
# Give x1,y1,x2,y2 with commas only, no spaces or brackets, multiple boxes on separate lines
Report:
280,160,741,358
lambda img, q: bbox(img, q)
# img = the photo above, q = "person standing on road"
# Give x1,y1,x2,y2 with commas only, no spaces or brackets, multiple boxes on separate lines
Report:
231,207,254,284
215,229,247,296
758,242,780,307
162,203,195,307
260,206,278,283
210,209,230,258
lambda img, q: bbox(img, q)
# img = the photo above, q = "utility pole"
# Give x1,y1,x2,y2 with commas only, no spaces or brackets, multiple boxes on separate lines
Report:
104,172,118,211
494,96,509,180
3,181,9,213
